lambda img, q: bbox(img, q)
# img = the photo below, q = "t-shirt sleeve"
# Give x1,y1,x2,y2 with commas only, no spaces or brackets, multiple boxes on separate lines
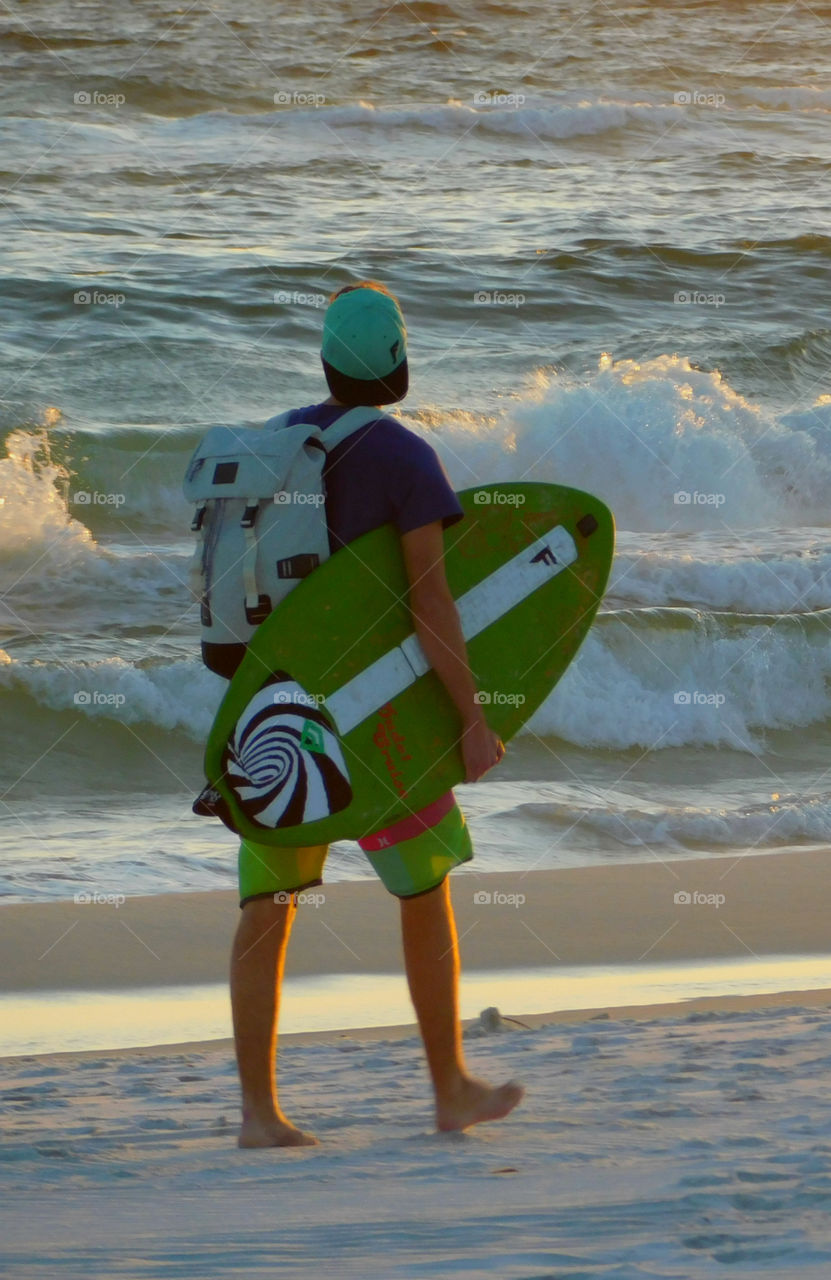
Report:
393,434,464,535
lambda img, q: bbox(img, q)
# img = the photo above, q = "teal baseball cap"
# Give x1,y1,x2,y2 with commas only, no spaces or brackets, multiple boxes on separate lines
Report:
321,284,408,404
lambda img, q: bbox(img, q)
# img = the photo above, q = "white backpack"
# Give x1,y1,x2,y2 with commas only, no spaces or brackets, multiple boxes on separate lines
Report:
183,406,383,648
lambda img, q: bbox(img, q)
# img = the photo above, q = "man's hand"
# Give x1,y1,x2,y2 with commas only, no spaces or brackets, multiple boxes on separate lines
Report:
461,709,505,783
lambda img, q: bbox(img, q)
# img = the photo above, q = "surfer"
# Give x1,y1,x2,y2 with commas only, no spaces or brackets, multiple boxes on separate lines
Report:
226,282,522,1146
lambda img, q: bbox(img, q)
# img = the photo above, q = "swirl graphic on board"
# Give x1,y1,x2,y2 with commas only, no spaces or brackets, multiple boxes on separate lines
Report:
223,674,352,829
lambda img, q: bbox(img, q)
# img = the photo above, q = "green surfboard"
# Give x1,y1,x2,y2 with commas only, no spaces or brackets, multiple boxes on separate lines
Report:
199,482,614,846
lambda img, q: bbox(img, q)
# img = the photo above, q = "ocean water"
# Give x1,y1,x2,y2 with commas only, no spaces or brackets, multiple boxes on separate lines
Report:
1,0,830,902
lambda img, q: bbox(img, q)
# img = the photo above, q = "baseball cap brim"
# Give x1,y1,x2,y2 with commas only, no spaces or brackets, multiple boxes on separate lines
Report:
321,355,409,406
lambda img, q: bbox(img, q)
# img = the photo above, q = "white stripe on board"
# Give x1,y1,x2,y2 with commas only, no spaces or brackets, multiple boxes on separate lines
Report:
325,523,578,736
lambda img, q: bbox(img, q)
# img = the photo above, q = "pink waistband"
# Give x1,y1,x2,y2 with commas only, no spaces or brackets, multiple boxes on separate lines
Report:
358,791,456,851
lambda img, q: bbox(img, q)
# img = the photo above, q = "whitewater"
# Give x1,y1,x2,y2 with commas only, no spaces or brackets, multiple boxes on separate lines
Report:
2,354,829,900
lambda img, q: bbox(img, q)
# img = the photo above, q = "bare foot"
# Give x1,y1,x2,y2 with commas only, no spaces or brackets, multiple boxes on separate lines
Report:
238,1114,319,1148
436,1075,525,1132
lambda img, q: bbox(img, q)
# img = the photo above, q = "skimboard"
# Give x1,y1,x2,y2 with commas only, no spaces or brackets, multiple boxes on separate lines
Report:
197,482,614,845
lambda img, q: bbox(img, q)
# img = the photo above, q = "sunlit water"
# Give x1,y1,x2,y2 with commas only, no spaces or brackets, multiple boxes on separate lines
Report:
4,955,831,1058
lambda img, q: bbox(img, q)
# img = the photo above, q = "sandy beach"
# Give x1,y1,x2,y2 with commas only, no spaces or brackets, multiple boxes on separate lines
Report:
3,855,831,1277
4,849,830,994
3,995,831,1277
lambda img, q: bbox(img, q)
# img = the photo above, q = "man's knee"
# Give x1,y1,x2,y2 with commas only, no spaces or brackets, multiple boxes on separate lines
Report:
399,875,450,910
234,894,295,950
240,891,297,917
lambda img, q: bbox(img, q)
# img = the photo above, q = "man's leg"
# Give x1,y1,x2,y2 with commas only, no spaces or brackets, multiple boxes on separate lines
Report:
400,876,524,1131
230,895,318,1148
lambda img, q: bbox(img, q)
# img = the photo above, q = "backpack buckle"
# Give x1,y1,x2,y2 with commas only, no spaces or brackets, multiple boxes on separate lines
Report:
277,553,320,579
191,501,207,532
240,502,259,529
245,593,272,625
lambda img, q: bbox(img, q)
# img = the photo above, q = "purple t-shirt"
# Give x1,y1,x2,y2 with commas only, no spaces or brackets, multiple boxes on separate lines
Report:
282,402,464,551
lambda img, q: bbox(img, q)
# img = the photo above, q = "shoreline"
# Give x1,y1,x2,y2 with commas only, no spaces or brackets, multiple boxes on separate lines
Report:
1,984,828,1068
3,848,830,1062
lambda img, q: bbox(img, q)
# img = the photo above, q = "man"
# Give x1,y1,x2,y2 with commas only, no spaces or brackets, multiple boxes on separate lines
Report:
228,281,524,1147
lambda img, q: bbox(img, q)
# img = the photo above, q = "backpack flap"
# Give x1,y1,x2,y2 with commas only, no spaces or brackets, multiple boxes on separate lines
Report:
183,422,322,503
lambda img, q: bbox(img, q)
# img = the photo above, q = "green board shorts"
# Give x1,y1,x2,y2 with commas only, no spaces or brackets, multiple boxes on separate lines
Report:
238,790,472,907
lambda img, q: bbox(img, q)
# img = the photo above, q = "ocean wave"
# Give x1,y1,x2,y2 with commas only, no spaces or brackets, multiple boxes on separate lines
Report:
0,96,729,160
531,608,831,751
0,425,193,632
431,353,831,532
0,28,132,52
509,790,831,854
316,97,691,141
10,88,831,147
610,534,831,613
749,86,831,112
736,328,831,392
0,653,223,742
11,240,831,346
2,607,829,755
2,353,830,627
542,236,831,268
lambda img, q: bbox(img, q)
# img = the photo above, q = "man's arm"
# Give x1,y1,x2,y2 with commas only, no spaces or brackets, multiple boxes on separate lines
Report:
400,520,504,783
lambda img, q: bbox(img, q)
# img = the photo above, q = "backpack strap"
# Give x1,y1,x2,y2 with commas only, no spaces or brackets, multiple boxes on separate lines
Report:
318,405,387,450
234,410,307,626
241,498,270,626
263,405,384,448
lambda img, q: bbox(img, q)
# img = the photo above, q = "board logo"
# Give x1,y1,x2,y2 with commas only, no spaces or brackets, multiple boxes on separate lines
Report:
300,719,326,753
531,545,557,566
